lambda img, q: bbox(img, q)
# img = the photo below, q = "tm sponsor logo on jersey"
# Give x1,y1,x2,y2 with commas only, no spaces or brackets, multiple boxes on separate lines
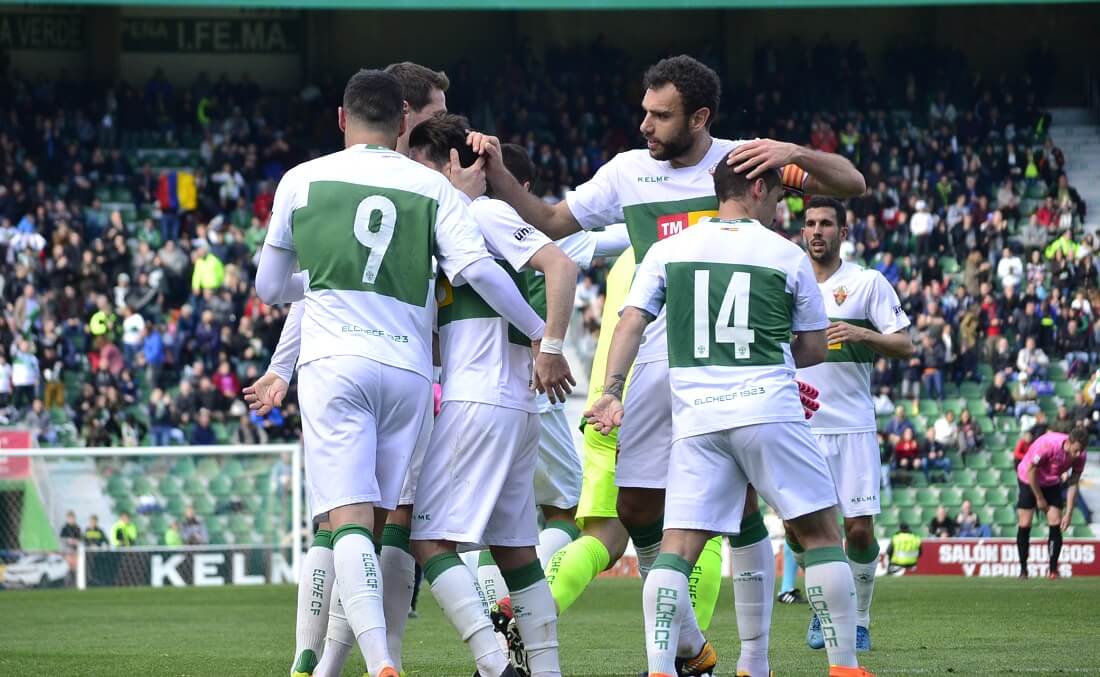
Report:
340,324,410,343
657,209,718,240
693,386,766,406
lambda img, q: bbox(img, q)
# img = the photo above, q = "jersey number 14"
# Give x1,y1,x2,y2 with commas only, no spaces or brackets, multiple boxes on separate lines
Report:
694,269,755,359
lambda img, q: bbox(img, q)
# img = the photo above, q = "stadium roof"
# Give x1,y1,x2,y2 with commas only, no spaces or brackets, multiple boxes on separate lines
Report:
3,0,1097,8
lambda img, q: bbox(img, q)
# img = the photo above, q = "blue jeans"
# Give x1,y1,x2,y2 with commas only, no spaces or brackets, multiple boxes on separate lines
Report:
161,212,181,243
922,370,944,400
1015,402,1040,418
924,456,952,481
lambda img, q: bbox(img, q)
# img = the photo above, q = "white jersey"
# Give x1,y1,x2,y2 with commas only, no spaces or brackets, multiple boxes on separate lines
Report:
566,139,743,365
625,217,828,441
437,196,551,413
799,261,910,434
265,144,489,379
530,225,631,413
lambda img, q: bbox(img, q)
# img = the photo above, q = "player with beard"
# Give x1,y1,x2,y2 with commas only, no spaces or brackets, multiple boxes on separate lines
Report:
794,197,913,654
469,55,864,677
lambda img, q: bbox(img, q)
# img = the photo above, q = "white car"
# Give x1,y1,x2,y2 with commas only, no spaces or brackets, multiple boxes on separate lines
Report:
3,553,70,588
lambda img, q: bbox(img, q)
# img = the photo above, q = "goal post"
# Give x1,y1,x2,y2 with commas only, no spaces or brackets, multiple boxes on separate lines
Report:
0,442,304,591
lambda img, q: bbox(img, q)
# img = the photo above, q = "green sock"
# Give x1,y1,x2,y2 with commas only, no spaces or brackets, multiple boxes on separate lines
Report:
545,535,610,614
689,536,724,631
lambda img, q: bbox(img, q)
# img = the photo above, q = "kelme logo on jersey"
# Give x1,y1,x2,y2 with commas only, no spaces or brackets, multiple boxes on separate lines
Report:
637,176,672,183
656,209,717,240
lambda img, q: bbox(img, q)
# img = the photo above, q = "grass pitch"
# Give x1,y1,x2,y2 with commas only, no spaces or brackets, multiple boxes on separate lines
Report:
2,576,1097,675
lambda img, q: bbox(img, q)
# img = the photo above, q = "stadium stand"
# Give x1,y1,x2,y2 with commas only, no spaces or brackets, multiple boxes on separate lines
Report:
0,35,1095,544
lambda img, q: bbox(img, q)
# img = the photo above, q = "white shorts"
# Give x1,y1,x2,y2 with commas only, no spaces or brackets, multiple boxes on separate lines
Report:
665,421,838,535
412,401,540,547
815,431,881,518
534,407,583,509
616,360,673,489
398,396,436,506
298,356,433,518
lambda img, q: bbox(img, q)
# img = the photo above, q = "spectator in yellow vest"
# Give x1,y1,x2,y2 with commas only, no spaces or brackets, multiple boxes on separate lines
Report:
887,523,923,574
191,243,225,294
112,511,138,547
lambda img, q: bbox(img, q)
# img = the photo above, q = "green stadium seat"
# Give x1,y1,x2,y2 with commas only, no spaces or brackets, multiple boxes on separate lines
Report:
1000,469,1019,485
977,469,1003,488
987,432,1007,449
172,457,197,478
878,507,900,527
998,419,1019,435
106,475,130,497
206,526,227,544
960,382,984,399
165,495,187,516
1048,363,1067,381
243,494,264,513
182,476,206,496
188,493,215,517
915,488,940,507
1055,381,1078,399
196,457,220,479
900,507,923,527
991,452,1016,470
1070,526,1094,538
209,475,233,497
955,469,978,486
941,487,965,507
113,495,136,515
987,486,1013,506
233,529,256,545
979,506,997,525
963,487,987,504
893,489,916,507
919,399,941,417
231,476,255,495
131,476,155,495
994,506,1018,526
149,512,170,535
223,459,245,478
941,399,964,416
253,513,272,533
212,422,230,444
978,418,995,434
939,256,960,274
967,453,992,470
1071,511,1086,526
228,513,251,533
158,476,182,497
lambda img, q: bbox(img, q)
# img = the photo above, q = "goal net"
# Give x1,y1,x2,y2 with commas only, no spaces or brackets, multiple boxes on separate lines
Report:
0,440,303,590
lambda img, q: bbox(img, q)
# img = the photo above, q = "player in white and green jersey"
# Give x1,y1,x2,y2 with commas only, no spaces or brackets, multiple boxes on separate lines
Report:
794,197,914,655
255,70,548,677
406,114,578,677
586,155,874,677
471,55,866,676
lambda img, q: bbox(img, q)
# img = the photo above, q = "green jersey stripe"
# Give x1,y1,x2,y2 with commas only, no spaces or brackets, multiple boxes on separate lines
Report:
437,263,532,346
622,196,718,260
825,317,876,364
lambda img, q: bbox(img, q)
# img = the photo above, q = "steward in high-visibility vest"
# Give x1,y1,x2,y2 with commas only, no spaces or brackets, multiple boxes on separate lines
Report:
887,523,922,573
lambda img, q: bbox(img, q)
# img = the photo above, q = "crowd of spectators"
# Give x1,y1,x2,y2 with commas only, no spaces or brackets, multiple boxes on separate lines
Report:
0,37,1094,479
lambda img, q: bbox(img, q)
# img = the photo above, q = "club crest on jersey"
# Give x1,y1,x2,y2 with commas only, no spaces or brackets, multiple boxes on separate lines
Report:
833,286,849,306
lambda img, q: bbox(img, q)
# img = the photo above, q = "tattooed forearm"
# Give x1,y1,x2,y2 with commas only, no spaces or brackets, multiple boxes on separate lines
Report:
605,373,627,399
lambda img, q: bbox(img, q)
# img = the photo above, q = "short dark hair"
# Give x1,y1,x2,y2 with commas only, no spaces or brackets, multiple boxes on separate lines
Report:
408,113,477,169
501,144,535,186
713,151,779,203
385,62,449,112
805,196,847,229
342,69,404,133
642,55,721,128
1069,425,1090,447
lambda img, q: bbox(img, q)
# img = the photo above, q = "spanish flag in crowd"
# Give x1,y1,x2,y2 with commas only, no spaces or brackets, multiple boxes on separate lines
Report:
157,171,197,212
